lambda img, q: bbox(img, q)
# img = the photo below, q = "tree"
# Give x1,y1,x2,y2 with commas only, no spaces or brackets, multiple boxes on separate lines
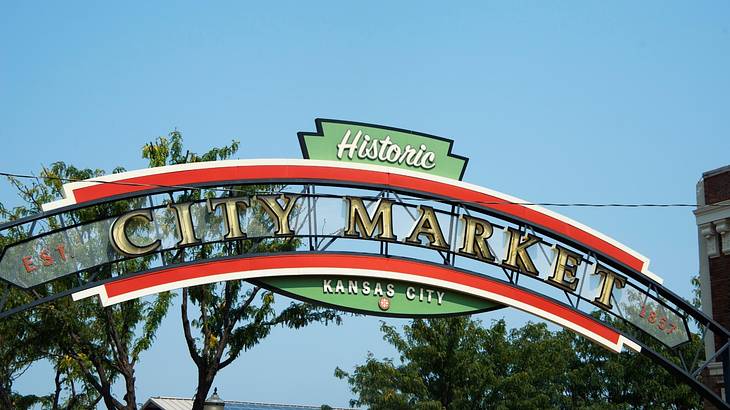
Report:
1,130,343,408
1,131,259,408
337,313,703,409
335,317,507,409
1,159,175,409
0,283,48,409
139,132,343,410
0,203,44,409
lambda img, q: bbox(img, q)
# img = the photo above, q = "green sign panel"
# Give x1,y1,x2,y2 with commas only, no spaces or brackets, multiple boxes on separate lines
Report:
258,275,501,317
298,119,469,180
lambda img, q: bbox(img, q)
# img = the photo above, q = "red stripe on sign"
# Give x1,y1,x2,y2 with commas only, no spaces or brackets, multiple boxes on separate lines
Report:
68,164,645,273
103,253,620,344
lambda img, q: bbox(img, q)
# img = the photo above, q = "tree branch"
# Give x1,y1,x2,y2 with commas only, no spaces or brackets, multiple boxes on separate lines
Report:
215,286,260,370
181,288,202,367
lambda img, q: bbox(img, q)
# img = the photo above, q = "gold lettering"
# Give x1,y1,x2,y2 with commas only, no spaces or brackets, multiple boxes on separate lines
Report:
405,206,448,250
344,198,396,241
501,228,540,275
548,245,581,292
256,195,299,236
168,202,201,246
593,264,627,309
457,215,495,261
110,209,161,256
208,197,249,240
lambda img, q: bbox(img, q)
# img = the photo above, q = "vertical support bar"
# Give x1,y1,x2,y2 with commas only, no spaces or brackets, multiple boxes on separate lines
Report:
56,215,84,287
27,219,38,237
148,195,167,265
384,190,391,257
305,185,314,251
312,185,319,249
447,204,457,266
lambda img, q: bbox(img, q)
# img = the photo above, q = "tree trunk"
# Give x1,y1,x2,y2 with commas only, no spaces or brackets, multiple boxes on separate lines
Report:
52,367,62,410
192,370,215,410
121,367,137,410
182,285,260,410
100,388,118,410
0,383,13,410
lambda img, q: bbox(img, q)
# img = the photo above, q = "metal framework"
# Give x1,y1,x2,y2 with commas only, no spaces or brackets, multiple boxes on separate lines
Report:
1,178,729,408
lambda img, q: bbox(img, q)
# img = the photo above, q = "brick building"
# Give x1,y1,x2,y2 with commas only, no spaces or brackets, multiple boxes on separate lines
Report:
696,165,730,405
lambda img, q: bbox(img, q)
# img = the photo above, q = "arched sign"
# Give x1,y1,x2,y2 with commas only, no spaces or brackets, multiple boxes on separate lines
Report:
1,119,729,407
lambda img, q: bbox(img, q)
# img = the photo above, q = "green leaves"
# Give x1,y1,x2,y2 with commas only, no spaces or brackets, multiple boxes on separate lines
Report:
338,316,703,409
141,131,345,408
0,129,245,409
142,130,240,166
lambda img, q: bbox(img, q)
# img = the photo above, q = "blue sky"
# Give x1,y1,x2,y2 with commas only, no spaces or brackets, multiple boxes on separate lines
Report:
2,1,730,407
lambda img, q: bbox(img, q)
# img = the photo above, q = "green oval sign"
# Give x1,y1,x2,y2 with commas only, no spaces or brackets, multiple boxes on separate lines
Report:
257,275,502,317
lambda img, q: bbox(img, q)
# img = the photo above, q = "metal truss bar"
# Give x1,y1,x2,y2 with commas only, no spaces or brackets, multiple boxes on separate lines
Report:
612,293,625,319
311,185,319,250
563,290,576,309
437,250,450,265
447,204,457,266
0,286,82,320
678,349,689,375
501,267,514,284
639,340,730,409
692,341,730,379
292,190,312,234
574,254,591,310
320,236,339,251
392,191,419,221
689,325,710,373
306,185,314,251
27,219,37,237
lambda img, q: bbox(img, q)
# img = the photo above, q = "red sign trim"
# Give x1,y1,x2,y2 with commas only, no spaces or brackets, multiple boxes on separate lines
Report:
42,160,658,283
72,253,640,353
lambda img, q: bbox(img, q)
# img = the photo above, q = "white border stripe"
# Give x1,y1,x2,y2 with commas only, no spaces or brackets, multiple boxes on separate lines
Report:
72,267,640,353
42,159,660,284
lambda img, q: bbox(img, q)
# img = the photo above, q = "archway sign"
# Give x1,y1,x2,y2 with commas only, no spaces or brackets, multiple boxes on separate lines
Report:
1,119,729,407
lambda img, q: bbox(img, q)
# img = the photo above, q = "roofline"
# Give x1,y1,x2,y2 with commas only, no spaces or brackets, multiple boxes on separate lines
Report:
702,164,730,178
145,396,357,410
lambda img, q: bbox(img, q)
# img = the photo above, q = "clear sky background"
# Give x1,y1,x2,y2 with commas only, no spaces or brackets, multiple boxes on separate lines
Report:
2,1,729,407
